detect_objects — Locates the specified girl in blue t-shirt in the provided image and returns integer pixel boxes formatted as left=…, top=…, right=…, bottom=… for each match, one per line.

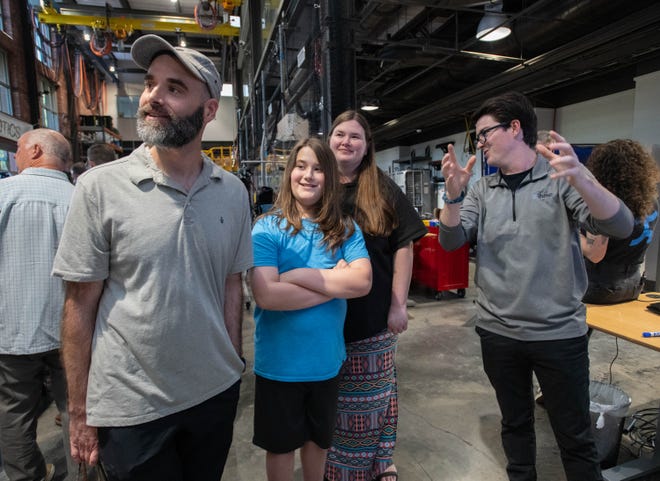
left=250, top=137, right=371, bottom=481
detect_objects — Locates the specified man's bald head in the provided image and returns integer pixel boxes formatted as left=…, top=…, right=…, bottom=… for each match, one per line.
left=16, top=129, right=72, bottom=173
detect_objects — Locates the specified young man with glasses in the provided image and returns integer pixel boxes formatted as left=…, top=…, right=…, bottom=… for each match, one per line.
left=438, top=91, right=633, bottom=481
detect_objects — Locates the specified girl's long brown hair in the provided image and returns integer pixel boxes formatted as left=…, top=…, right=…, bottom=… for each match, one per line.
left=329, top=110, right=397, bottom=236
left=271, top=137, right=355, bottom=252
left=586, top=139, right=659, bottom=219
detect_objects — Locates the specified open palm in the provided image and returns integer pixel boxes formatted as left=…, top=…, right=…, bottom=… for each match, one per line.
left=441, top=144, right=476, bottom=198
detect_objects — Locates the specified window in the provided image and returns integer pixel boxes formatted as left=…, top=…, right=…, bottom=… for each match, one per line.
left=0, top=2, right=4, bottom=32
left=33, top=12, right=54, bottom=69
left=0, top=50, right=11, bottom=115
left=39, top=78, right=58, bottom=130
left=0, top=149, right=8, bottom=172
left=116, top=95, right=140, bottom=118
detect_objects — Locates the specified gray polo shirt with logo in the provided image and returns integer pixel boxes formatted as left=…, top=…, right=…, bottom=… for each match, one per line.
left=53, top=144, right=253, bottom=427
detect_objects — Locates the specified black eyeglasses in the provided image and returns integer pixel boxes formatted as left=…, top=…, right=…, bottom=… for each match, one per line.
left=476, top=123, right=509, bottom=145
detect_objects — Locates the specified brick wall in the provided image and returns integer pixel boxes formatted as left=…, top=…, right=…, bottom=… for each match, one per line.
left=0, top=0, right=32, bottom=124
left=0, top=0, right=76, bottom=141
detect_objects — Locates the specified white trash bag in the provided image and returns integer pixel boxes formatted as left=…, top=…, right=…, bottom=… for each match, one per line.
left=590, top=380, right=631, bottom=429
left=589, top=380, right=631, bottom=468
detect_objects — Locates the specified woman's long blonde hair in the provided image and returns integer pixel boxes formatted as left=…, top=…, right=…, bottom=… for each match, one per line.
left=270, top=137, right=354, bottom=252
left=329, top=110, right=397, bottom=236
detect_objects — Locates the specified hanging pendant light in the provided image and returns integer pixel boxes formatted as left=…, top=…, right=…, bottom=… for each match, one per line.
left=360, top=98, right=380, bottom=111
left=476, top=2, right=511, bottom=42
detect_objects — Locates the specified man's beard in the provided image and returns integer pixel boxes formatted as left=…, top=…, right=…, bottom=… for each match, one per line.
left=137, top=105, right=205, bottom=148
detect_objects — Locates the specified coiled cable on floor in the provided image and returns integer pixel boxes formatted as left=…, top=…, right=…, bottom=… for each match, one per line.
left=623, top=407, right=658, bottom=457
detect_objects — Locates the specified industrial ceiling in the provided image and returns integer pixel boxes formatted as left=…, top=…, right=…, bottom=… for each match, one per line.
left=353, top=0, right=660, bottom=148
left=38, top=0, right=660, bottom=150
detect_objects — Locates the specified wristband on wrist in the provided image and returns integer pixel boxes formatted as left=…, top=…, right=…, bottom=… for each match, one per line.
left=442, top=189, right=466, bottom=204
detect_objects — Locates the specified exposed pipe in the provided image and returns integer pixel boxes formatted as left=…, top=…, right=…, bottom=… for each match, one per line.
left=221, top=38, right=228, bottom=85
left=260, top=69, right=269, bottom=186
left=278, top=23, right=288, bottom=95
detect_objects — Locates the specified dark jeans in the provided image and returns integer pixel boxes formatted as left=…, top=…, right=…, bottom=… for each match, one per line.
left=0, top=350, right=73, bottom=481
left=97, top=380, right=240, bottom=481
left=583, top=274, right=643, bottom=305
left=477, top=328, right=602, bottom=481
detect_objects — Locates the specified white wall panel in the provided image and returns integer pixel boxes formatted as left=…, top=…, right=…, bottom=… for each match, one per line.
left=554, top=91, right=635, bottom=144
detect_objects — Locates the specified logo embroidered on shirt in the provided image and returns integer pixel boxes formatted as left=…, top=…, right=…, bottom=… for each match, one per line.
left=533, top=190, right=553, bottom=200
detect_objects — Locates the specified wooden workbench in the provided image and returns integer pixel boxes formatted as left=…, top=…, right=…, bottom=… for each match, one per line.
left=587, top=293, right=660, bottom=352
left=586, top=293, right=660, bottom=481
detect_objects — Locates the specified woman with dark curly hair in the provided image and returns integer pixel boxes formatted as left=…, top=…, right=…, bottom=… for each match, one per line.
left=582, top=139, right=660, bottom=304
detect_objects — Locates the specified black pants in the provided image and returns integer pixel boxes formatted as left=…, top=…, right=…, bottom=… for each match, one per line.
left=477, top=328, right=602, bottom=481
left=583, top=273, right=643, bottom=305
left=0, top=350, right=73, bottom=481
left=98, top=380, right=241, bottom=481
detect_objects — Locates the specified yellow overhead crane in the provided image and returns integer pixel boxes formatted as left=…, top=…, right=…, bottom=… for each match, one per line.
left=204, top=146, right=238, bottom=172
left=37, top=3, right=241, bottom=37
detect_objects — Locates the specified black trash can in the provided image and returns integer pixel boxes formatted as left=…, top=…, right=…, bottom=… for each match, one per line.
left=589, top=380, right=631, bottom=469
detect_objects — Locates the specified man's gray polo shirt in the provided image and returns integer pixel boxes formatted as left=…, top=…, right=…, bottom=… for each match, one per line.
left=53, top=144, right=253, bottom=426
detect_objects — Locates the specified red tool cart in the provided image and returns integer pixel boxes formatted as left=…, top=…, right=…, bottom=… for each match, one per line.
left=412, top=224, right=469, bottom=300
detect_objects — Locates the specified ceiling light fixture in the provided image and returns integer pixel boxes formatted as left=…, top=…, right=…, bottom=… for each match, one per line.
left=476, top=2, right=511, bottom=42
left=360, top=99, right=380, bottom=111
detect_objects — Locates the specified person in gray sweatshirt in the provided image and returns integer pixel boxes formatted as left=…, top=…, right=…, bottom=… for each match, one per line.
left=438, top=91, right=633, bottom=481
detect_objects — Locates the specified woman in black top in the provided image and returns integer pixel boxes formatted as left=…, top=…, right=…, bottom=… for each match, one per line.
left=582, top=139, right=659, bottom=304
left=324, top=110, right=426, bottom=481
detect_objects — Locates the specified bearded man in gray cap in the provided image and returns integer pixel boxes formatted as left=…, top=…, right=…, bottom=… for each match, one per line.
left=53, top=34, right=252, bottom=481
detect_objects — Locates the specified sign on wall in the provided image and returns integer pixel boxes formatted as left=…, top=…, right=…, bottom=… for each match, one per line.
left=0, top=112, right=32, bottom=143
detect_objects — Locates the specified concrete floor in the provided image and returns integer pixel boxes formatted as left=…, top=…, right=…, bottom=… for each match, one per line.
left=3, top=264, right=660, bottom=481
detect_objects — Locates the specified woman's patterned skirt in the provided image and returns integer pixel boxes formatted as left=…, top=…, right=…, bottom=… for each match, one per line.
left=324, top=331, right=398, bottom=481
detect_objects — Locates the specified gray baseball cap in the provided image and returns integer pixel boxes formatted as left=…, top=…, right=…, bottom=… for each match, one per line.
left=131, top=34, right=222, bottom=100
